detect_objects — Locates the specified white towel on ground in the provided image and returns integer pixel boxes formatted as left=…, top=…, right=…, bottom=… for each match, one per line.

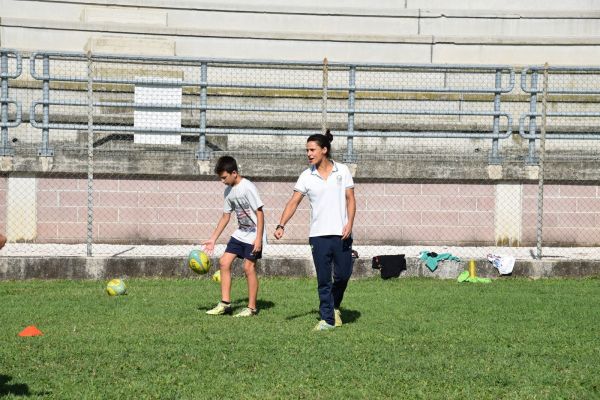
left=487, top=254, right=515, bottom=275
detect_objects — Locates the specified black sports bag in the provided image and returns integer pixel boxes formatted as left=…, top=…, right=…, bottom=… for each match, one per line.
left=372, top=254, right=406, bottom=279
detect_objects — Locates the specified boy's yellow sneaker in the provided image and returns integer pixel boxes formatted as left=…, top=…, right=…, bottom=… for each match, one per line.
left=233, top=307, right=258, bottom=317
left=206, top=302, right=232, bottom=315
left=313, top=320, right=335, bottom=331
left=334, top=309, right=342, bottom=327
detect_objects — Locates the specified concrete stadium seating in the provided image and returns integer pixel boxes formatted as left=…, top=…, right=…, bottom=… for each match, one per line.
left=1, top=0, right=600, bottom=64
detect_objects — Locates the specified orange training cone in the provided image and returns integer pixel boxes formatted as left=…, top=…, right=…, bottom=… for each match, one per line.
left=18, top=325, right=43, bottom=337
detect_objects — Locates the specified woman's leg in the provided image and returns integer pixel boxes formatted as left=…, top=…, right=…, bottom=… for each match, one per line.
left=310, top=236, right=335, bottom=326
left=332, top=237, right=354, bottom=309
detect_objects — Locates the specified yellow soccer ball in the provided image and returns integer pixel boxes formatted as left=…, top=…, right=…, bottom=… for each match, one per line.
left=212, top=270, right=221, bottom=283
left=188, top=250, right=211, bottom=274
left=106, top=279, right=127, bottom=296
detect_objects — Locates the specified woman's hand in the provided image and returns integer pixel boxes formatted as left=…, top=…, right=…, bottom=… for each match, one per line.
left=274, top=226, right=285, bottom=240
left=341, top=223, right=353, bottom=240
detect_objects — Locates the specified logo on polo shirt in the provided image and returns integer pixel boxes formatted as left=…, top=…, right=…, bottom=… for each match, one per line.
left=336, top=175, right=342, bottom=185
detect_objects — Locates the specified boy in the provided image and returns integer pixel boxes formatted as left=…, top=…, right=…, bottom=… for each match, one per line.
left=203, top=156, right=265, bottom=317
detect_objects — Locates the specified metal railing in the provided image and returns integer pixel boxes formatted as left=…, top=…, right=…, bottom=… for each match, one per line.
left=6, top=49, right=600, bottom=163
left=520, top=65, right=600, bottom=164
left=26, top=51, right=515, bottom=163
left=0, top=49, right=22, bottom=156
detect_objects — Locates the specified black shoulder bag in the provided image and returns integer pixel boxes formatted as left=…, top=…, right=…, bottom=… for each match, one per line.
left=372, top=254, right=406, bottom=279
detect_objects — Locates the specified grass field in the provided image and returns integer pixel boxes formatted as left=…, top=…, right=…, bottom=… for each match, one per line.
left=1, top=276, right=599, bottom=399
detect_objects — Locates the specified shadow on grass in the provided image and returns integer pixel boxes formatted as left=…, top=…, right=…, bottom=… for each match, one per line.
left=341, top=309, right=361, bottom=324
left=197, top=298, right=275, bottom=312
left=0, top=374, right=31, bottom=397
left=237, top=298, right=275, bottom=311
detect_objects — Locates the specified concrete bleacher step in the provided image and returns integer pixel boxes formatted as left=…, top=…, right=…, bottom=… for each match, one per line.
left=2, top=0, right=600, bottom=64
left=407, top=0, right=600, bottom=11
left=4, top=17, right=600, bottom=65
left=4, top=0, right=599, bottom=14
left=2, top=0, right=600, bottom=38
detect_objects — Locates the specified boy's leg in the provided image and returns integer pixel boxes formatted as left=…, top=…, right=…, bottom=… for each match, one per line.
left=331, top=237, right=354, bottom=309
left=309, top=236, right=335, bottom=326
left=206, top=252, right=236, bottom=315
left=219, top=252, right=237, bottom=303
left=242, top=259, right=258, bottom=310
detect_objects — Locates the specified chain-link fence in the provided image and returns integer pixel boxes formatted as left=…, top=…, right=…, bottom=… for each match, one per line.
left=2, top=49, right=600, bottom=261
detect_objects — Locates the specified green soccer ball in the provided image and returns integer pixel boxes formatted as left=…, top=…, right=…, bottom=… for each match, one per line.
left=188, top=250, right=211, bottom=274
left=106, top=279, right=127, bottom=296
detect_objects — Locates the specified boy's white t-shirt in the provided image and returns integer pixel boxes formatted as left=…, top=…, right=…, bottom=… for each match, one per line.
left=223, top=178, right=266, bottom=245
left=294, top=160, right=354, bottom=237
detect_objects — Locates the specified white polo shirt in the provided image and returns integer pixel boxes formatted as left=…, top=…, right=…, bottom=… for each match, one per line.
left=294, top=160, right=354, bottom=237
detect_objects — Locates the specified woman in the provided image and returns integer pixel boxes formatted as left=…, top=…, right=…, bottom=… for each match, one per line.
left=274, top=130, right=356, bottom=331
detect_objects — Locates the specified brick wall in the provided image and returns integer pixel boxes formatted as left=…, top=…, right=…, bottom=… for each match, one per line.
left=7, top=176, right=599, bottom=246
left=522, top=184, right=600, bottom=246
left=354, top=183, right=496, bottom=245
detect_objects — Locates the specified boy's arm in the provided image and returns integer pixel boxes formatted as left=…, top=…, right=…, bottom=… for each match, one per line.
left=252, top=207, right=264, bottom=253
left=274, top=191, right=304, bottom=240
left=203, top=213, right=231, bottom=254
left=342, top=187, right=356, bottom=240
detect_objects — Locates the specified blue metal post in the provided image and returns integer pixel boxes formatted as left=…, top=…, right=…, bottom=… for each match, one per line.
left=38, top=55, right=54, bottom=156
left=526, top=71, right=539, bottom=164
left=344, top=65, right=357, bottom=163
left=489, top=69, right=502, bottom=164
left=196, top=62, right=210, bottom=160
left=0, top=52, right=13, bottom=156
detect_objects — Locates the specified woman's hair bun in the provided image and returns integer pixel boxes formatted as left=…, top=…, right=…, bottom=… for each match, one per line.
left=325, top=128, right=333, bottom=142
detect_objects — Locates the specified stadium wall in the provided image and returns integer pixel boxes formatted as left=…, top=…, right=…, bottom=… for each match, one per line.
left=2, top=173, right=600, bottom=248
left=2, top=1, right=600, bottom=252
left=1, top=0, right=600, bottom=64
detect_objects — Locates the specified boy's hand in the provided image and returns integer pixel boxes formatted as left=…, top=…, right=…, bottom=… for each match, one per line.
left=202, top=239, right=216, bottom=255
left=252, top=239, right=262, bottom=254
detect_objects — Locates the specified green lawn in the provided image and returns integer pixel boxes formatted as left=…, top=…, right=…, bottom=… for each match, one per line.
left=1, top=277, right=599, bottom=399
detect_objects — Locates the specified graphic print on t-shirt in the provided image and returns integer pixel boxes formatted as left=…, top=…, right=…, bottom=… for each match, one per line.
left=232, top=199, right=256, bottom=233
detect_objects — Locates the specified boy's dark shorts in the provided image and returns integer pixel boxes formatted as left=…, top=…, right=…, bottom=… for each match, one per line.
left=225, top=237, right=262, bottom=260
